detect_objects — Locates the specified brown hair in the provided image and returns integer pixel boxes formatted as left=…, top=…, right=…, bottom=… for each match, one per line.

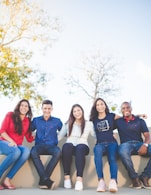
left=12, top=99, right=32, bottom=135
left=89, top=97, right=110, bottom=121
left=67, top=104, right=85, bottom=136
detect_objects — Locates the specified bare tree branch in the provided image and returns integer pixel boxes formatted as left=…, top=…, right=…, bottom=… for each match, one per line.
left=65, top=50, right=121, bottom=104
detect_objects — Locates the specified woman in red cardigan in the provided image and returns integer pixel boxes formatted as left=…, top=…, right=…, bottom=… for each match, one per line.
left=0, top=99, right=34, bottom=190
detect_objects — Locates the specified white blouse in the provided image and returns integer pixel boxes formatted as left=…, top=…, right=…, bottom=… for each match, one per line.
left=58, top=120, right=95, bottom=146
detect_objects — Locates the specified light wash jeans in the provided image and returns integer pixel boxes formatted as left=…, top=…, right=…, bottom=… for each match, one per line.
left=0, top=140, right=30, bottom=179
left=118, top=140, right=151, bottom=179
left=30, top=144, right=61, bottom=182
left=94, top=141, right=118, bottom=180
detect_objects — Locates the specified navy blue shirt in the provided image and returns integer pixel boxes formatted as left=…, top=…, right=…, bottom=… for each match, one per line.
left=115, top=116, right=149, bottom=144
left=93, top=113, right=117, bottom=143
left=32, top=116, right=63, bottom=145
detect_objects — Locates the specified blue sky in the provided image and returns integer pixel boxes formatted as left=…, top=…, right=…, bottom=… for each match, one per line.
left=1, top=0, right=151, bottom=126
left=37, top=0, right=151, bottom=125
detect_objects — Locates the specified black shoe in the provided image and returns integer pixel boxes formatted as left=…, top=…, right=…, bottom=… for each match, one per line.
left=49, top=180, right=55, bottom=190
left=131, top=177, right=142, bottom=189
left=139, top=176, right=151, bottom=189
left=39, top=179, right=55, bottom=190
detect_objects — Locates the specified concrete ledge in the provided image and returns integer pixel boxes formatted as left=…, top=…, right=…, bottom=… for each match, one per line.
left=0, top=152, right=151, bottom=188
left=0, top=135, right=151, bottom=188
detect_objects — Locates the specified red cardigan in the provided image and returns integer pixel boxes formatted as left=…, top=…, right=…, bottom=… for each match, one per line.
left=0, top=112, right=34, bottom=145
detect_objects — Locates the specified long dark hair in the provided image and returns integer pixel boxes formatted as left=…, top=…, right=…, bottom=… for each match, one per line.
left=89, top=98, right=110, bottom=121
left=67, top=104, right=85, bottom=136
left=12, top=99, right=33, bottom=135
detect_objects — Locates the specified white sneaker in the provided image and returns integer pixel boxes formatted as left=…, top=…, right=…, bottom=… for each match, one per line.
left=109, top=179, right=118, bottom=192
left=75, top=181, right=83, bottom=191
left=64, top=179, right=72, bottom=189
left=97, top=179, right=107, bottom=192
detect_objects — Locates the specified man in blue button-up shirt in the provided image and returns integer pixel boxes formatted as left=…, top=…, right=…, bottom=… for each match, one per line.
left=30, top=100, right=63, bottom=190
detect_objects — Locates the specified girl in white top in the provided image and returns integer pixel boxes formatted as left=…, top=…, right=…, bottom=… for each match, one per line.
left=58, top=104, right=95, bottom=191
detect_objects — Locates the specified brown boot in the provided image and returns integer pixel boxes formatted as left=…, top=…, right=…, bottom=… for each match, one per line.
left=131, top=177, right=142, bottom=189
left=139, top=176, right=151, bottom=189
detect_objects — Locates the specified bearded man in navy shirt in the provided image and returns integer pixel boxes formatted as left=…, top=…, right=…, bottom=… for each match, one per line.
left=116, top=101, right=151, bottom=190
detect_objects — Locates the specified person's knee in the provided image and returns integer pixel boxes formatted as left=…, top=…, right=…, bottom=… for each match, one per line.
left=77, top=144, right=88, bottom=150
left=118, top=145, right=129, bottom=159
left=23, top=146, right=30, bottom=154
left=76, top=144, right=89, bottom=155
left=94, top=144, right=103, bottom=155
left=62, top=143, right=73, bottom=151
left=118, top=143, right=125, bottom=153
left=118, top=147, right=125, bottom=157
left=11, top=147, right=21, bottom=160
left=30, top=147, right=38, bottom=159
left=22, top=147, right=30, bottom=159
left=55, top=148, right=62, bottom=159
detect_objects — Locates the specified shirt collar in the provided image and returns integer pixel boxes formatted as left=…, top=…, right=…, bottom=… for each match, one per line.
left=41, top=116, right=52, bottom=121
left=124, top=115, right=135, bottom=123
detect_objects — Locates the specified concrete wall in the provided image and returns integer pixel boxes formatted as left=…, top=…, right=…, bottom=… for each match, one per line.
left=0, top=133, right=151, bottom=188
left=0, top=153, right=150, bottom=188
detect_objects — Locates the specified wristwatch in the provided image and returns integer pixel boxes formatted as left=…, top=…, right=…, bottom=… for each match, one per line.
left=143, top=143, right=149, bottom=147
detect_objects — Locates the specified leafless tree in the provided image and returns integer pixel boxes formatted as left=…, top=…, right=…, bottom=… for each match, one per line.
left=65, top=50, right=121, bottom=110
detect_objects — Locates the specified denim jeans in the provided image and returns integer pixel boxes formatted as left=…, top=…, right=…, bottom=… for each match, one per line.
left=94, top=141, right=118, bottom=180
left=62, top=143, right=89, bottom=177
left=0, top=140, right=30, bottom=179
left=118, top=140, right=151, bottom=179
left=30, top=144, right=61, bottom=182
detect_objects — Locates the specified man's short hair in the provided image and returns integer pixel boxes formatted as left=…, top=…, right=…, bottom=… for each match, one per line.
left=121, top=101, right=132, bottom=109
left=42, top=100, right=53, bottom=106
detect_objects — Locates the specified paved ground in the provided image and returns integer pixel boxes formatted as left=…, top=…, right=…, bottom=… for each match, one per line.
left=0, top=187, right=151, bottom=195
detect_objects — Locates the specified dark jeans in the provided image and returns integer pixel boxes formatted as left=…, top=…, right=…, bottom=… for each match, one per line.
left=118, top=141, right=151, bottom=179
left=62, top=143, right=89, bottom=177
left=30, top=144, right=61, bottom=181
